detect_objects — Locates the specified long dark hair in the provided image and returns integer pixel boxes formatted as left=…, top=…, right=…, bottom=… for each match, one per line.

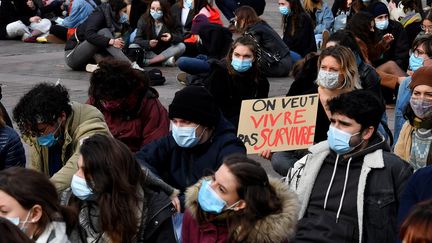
left=0, top=168, right=77, bottom=239
left=0, top=218, right=33, bottom=243
left=144, top=0, right=175, bottom=37
left=226, top=36, right=260, bottom=82
left=79, top=134, right=146, bottom=243
left=282, top=0, right=307, bottom=36
left=346, top=11, right=376, bottom=48
left=223, top=155, right=283, bottom=242
left=235, top=6, right=263, bottom=33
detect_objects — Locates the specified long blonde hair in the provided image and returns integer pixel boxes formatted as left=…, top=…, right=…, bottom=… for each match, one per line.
left=304, top=0, right=322, bottom=13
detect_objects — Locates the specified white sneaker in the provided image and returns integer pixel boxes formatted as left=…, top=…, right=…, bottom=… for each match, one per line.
left=131, top=61, right=144, bottom=71
left=85, top=64, right=99, bottom=73
left=162, top=56, right=176, bottom=67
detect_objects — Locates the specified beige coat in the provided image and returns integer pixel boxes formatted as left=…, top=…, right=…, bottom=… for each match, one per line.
left=25, top=102, right=111, bottom=192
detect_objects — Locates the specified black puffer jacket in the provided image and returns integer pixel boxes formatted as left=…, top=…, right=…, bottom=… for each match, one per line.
left=0, top=0, right=36, bottom=39
left=0, top=126, right=26, bottom=170
left=282, top=12, right=316, bottom=57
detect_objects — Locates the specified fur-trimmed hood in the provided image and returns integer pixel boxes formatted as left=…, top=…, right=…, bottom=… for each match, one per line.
left=185, top=177, right=299, bottom=242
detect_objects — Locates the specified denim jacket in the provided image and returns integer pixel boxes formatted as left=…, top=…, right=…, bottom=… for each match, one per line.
left=62, top=0, right=97, bottom=28
left=394, top=77, right=412, bottom=144
left=314, top=3, right=334, bottom=34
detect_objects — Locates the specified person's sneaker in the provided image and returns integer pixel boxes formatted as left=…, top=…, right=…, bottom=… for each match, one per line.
left=85, top=64, right=99, bottom=73
left=162, top=56, right=176, bottom=67
left=131, top=61, right=144, bottom=71
left=36, top=37, right=48, bottom=43
left=176, top=72, right=187, bottom=85
left=23, top=36, right=37, bottom=43
left=321, top=30, right=330, bottom=50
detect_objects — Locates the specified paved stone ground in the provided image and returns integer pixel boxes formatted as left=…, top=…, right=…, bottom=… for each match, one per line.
left=0, top=0, right=393, bottom=177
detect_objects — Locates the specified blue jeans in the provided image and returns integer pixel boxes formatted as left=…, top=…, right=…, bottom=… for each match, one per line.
left=394, top=77, right=412, bottom=144
left=177, top=55, right=210, bottom=74
left=290, top=51, right=302, bottom=63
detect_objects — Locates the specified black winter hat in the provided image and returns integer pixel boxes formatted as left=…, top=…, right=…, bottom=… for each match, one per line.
left=169, top=86, right=219, bottom=127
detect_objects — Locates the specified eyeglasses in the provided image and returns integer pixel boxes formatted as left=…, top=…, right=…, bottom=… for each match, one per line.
left=421, top=25, right=432, bottom=31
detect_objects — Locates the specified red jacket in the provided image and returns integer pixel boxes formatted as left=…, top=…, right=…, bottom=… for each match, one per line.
left=87, top=87, right=169, bottom=152
left=182, top=209, right=229, bottom=243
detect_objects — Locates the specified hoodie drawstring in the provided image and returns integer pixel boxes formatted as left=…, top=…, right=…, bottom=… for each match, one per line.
left=336, top=157, right=352, bottom=223
left=323, top=155, right=353, bottom=223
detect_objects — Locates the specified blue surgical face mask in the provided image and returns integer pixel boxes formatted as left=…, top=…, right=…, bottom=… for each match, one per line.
left=184, top=0, right=193, bottom=9
left=119, top=12, right=128, bottom=23
left=171, top=123, right=204, bottom=148
left=327, top=126, right=361, bottom=154
left=37, top=120, right=61, bottom=147
left=375, top=19, right=389, bottom=30
left=71, top=174, right=94, bottom=201
left=197, top=179, right=240, bottom=214
left=150, top=9, right=163, bottom=20
left=279, top=6, right=291, bottom=16
left=231, top=58, right=253, bottom=72
left=4, top=210, right=32, bottom=233
left=409, top=54, right=424, bottom=71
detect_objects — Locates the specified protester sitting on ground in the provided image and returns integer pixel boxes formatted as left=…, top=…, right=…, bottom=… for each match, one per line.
left=135, top=85, right=246, bottom=211
left=235, top=6, right=293, bottom=77
left=331, top=0, right=366, bottom=23
left=399, top=200, right=432, bottom=243
left=395, top=66, right=432, bottom=169
left=69, top=134, right=178, bottom=242
left=0, top=167, right=77, bottom=242
left=12, top=83, right=111, bottom=192
left=48, top=0, right=98, bottom=42
left=64, top=0, right=141, bottom=72
left=0, top=107, right=26, bottom=170
left=279, top=0, right=316, bottom=61
left=369, top=2, right=409, bottom=71
left=0, top=217, right=33, bottom=243
left=133, top=0, right=185, bottom=67
left=189, top=36, right=269, bottom=130
left=4, top=5, right=52, bottom=43
left=171, top=0, right=223, bottom=57
left=87, top=59, right=169, bottom=153
left=269, top=46, right=362, bottom=175
left=0, top=0, right=36, bottom=40
left=394, top=35, right=432, bottom=143
left=303, top=0, right=334, bottom=49
left=346, top=11, right=407, bottom=97
left=176, top=14, right=232, bottom=76
left=288, top=89, right=412, bottom=242
left=182, top=154, right=299, bottom=243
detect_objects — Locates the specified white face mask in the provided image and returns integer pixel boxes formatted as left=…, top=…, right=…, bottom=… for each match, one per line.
left=316, top=69, right=344, bottom=89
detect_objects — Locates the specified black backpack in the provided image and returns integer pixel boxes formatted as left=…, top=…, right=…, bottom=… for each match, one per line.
left=147, top=68, right=166, bottom=86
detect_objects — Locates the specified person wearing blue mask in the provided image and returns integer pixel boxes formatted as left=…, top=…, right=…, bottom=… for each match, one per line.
left=279, top=0, right=316, bottom=60
left=64, top=0, right=143, bottom=72
left=0, top=167, right=77, bottom=242
left=182, top=155, right=299, bottom=242
left=70, top=134, right=178, bottom=243
left=288, top=90, right=412, bottom=243
left=187, top=36, right=269, bottom=129
left=136, top=85, right=245, bottom=211
left=12, top=83, right=111, bottom=192
left=394, top=35, right=432, bottom=143
left=133, top=0, right=185, bottom=67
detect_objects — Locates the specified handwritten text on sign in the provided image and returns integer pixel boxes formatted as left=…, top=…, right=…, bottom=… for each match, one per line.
left=237, top=94, right=319, bottom=154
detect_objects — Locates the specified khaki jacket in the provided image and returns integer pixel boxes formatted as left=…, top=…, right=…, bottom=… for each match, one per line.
left=25, top=102, right=111, bottom=192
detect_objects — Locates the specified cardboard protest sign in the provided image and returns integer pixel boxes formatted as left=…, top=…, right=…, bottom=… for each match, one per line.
left=237, top=94, right=319, bottom=154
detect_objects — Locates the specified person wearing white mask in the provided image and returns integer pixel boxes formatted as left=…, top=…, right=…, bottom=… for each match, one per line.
left=70, top=134, right=179, bottom=243
left=394, top=35, right=432, bottom=143
left=288, top=90, right=412, bottom=243
left=136, top=85, right=246, bottom=212
left=182, top=155, right=299, bottom=242
left=395, top=66, right=432, bottom=169
left=0, top=167, right=77, bottom=243
left=134, top=0, right=185, bottom=66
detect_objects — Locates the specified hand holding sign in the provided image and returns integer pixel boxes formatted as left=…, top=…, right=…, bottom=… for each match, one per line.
left=237, top=94, right=319, bottom=154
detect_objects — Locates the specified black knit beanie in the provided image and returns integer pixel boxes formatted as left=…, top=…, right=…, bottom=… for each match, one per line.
left=169, top=86, right=219, bottom=127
